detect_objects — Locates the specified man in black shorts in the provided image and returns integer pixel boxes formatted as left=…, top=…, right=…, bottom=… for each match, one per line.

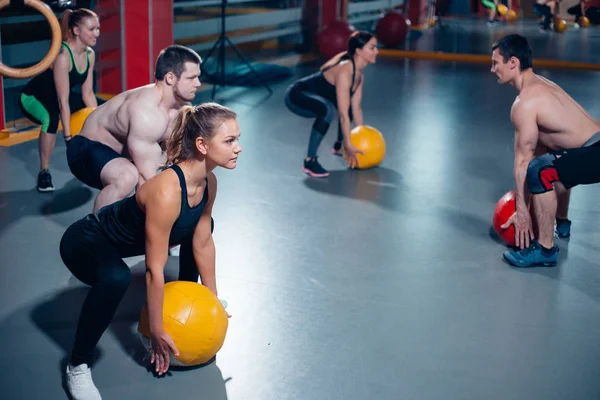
left=67, top=45, right=201, bottom=212
left=490, top=34, right=600, bottom=267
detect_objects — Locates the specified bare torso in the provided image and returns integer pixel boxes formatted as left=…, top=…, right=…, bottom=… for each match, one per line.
left=80, top=84, right=175, bottom=157
left=516, top=74, right=600, bottom=151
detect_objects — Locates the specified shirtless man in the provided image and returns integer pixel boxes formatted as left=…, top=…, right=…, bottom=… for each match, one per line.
left=66, top=44, right=202, bottom=212
left=490, top=34, right=600, bottom=268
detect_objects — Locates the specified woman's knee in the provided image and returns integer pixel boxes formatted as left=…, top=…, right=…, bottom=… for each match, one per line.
left=104, top=266, right=132, bottom=291
left=314, top=101, right=336, bottom=135
left=313, top=118, right=331, bottom=136
left=60, top=223, right=88, bottom=279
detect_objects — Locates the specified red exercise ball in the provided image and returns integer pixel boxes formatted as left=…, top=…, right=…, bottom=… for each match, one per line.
left=375, top=12, right=409, bottom=47
left=493, top=190, right=517, bottom=246
left=318, top=21, right=355, bottom=59
left=492, top=190, right=538, bottom=246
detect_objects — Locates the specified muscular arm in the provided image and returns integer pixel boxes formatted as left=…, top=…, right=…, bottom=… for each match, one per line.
left=53, top=50, right=72, bottom=138
left=350, top=79, right=364, bottom=127
left=81, top=49, right=98, bottom=108
left=335, top=67, right=354, bottom=144
left=191, top=173, right=218, bottom=296
left=143, top=180, right=180, bottom=334
left=511, top=99, right=540, bottom=215
left=127, top=109, right=168, bottom=187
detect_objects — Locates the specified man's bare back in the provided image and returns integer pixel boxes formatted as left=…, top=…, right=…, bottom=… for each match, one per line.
left=512, top=74, right=600, bottom=151
left=80, top=84, right=172, bottom=156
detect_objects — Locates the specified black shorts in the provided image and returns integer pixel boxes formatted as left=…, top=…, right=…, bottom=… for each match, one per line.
left=553, top=132, right=600, bottom=190
left=67, top=135, right=125, bottom=190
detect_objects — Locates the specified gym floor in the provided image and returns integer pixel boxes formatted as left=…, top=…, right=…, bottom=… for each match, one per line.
left=2, top=19, right=600, bottom=400
left=407, top=17, right=600, bottom=63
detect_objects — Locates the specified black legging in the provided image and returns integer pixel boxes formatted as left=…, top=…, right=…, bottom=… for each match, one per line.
left=59, top=217, right=211, bottom=366
left=284, top=86, right=353, bottom=156
left=285, top=86, right=338, bottom=136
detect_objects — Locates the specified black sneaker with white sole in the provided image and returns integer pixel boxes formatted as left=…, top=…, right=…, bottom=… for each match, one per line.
left=303, top=157, right=329, bottom=177
left=37, top=169, right=55, bottom=192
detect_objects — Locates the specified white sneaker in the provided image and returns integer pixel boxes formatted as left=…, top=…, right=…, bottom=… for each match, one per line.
left=66, top=363, right=102, bottom=400
left=168, top=244, right=181, bottom=257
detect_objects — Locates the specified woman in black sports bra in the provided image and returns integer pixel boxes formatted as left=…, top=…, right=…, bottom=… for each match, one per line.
left=20, top=8, right=100, bottom=192
left=285, top=31, right=378, bottom=177
left=59, top=103, right=242, bottom=399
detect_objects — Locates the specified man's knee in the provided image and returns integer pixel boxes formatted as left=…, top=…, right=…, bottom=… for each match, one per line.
left=100, top=159, right=139, bottom=194
left=116, top=168, right=139, bottom=194
left=527, top=153, right=559, bottom=194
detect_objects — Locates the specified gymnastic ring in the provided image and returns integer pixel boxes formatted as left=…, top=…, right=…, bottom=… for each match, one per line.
left=0, top=0, right=62, bottom=79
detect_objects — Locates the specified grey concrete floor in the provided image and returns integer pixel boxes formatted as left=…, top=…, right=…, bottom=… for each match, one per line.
left=2, top=25, right=600, bottom=400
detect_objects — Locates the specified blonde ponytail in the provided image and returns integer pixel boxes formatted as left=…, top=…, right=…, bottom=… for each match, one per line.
left=166, top=106, right=194, bottom=165
left=60, top=9, right=73, bottom=41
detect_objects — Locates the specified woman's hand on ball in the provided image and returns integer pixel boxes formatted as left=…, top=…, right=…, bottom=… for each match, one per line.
left=150, top=331, right=179, bottom=375
left=343, top=142, right=363, bottom=168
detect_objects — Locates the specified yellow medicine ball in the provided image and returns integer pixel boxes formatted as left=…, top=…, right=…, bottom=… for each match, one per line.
left=69, top=107, right=95, bottom=137
left=345, top=125, right=386, bottom=170
left=138, top=281, right=229, bottom=367
left=554, top=18, right=568, bottom=33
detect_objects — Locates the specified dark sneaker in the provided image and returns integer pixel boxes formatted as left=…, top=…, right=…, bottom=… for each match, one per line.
left=303, top=157, right=329, bottom=178
left=503, top=240, right=559, bottom=268
left=37, top=169, right=55, bottom=192
left=332, top=141, right=343, bottom=156
left=555, top=218, right=571, bottom=238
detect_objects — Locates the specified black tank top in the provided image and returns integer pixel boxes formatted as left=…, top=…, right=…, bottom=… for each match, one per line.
left=293, top=58, right=357, bottom=107
left=91, top=165, right=209, bottom=258
left=21, top=42, right=90, bottom=106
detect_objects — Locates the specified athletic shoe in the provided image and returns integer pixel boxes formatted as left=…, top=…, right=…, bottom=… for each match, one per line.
left=37, top=169, right=55, bottom=192
left=65, top=363, right=102, bottom=400
left=555, top=218, right=571, bottom=238
left=303, top=157, right=329, bottom=177
left=503, top=240, right=559, bottom=268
